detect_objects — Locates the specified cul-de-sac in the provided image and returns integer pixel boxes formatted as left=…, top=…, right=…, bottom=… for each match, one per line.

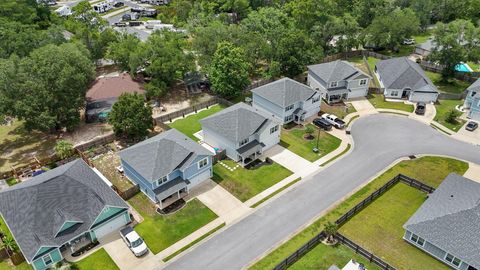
left=1, top=1, right=480, bottom=270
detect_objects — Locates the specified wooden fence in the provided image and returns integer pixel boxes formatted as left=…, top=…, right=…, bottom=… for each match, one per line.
left=75, top=133, right=116, bottom=152
left=273, top=232, right=327, bottom=270
left=419, top=61, right=480, bottom=83
left=118, top=184, right=140, bottom=200
left=9, top=252, right=25, bottom=266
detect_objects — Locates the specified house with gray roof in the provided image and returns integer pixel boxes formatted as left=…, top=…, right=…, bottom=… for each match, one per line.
left=119, top=128, right=213, bottom=208
left=0, top=159, right=130, bottom=270
left=307, top=60, right=371, bottom=104
left=463, top=78, right=480, bottom=121
left=403, top=174, right=480, bottom=270
left=200, top=102, right=280, bottom=166
left=375, top=57, right=439, bottom=103
left=251, top=78, right=321, bottom=124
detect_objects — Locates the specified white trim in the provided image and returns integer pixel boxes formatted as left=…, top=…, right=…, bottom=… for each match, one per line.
left=88, top=205, right=129, bottom=230
left=42, top=253, right=53, bottom=267
left=54, top=220, right=84, bottom=238
left=444, top=252, right=462, bottom=268
left=198, top=157, right=209, bottom=169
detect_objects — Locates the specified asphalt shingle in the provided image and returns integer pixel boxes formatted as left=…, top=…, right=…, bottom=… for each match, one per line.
left=308, top=60, right=369, bottom=84
left=251, top=78, right=317, bottom=107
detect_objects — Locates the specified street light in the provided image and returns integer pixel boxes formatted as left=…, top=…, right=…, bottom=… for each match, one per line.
left=313, top=127, right=320, bottom=153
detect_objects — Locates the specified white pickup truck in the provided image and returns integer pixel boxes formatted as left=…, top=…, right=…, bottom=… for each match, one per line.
left=321, top=113, right=346, bottom=129
left=120, top=226, right=148, bottom=257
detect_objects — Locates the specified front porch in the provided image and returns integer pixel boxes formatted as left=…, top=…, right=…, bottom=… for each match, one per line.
left=326, top=88, right=349, bottom=104
left=237, top=140, right=265, bottom=167
left=154, top=177, right=189, bottom=209
left=60, top=232, right=98, bottom=262
left=292, top=108, right=306, bottom=124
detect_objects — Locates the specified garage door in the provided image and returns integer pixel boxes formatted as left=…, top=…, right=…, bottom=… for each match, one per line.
left=409, top=92, right=438, bottom=103
left=94, top=213, right=127, bottom=239
left=188, top=169, right=211, bottom=187
left=348, top=88, right=367, bottom=99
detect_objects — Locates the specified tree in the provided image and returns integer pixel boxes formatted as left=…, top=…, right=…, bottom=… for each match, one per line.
left=107, top=33, right=141, bottom=71
left=2, top=236, right=18, bottom=256
left=304, top=126, right=314, bottom=139
left=55, top=140, right=74, bottom=159
left=108, top=93, right=153, bottom=140
left=323, top=221, right=338, bottom=243
left=446, top=109, right=461, bottom=124
left=209, top=42, right=250, bottom=98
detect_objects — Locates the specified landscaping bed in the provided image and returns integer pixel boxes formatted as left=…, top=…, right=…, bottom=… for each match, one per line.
left=212, top=159, right=293, bottom=202
left=367, top=94, right=414, bottom=112
left=128, top=194, right=217, bottom=254
left=434, top=100, right=466, bottom=132
left=76, top=248, right=119, bottom=270
left=279, top=124, right=341, bottom=162
left=91, top=151, right=134, bottom=192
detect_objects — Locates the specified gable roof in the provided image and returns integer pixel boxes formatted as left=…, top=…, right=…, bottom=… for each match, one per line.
left=86, top=73, right=145, bottom=102
left=404, top=174, right=480, bottom=268
left=376, top=57, right=438, bottom=93
left=467, top=78, right=480, bottom=98
left=251, top=78, right=317, bottom=107
left=307, top=60, right=370, bottom=83
left=200, top=102, right=277, bottom=143
left=0, top=159, right=128, bottom=263
left=119, top=129, right=213, bottom=182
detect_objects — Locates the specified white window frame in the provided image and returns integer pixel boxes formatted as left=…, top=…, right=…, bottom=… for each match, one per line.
left=270, top=125, right=279, bottom=134
left=156, top=175, right=167, bottom=186
left=444, top=253, right=461, bottom=268
left=285, top=104, right=294, bottom=112
left=198, top=158, right=208, bottom=169
left=42, top=254, right=53, bottom=266
left=391, top=90, right=399, bottom=97
left=410, top=233, right=425, bottom=247
left=239, top=138, right=249, bottom=146
left=330, top=81, right=338, bottom=87
left=359, top=79, right=367, bottom=86
left=284, top=115, right=293, bottom=122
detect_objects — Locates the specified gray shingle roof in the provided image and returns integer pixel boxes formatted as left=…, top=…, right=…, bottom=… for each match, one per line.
left=404, top=174, right=480, bottom=268
left=308, top=60, right=370, bottom=83
left=200, top=102, right=276, bottom=143
left=119, top=129, right=213, bottom=182
left=376, top=57, right=438, bottom=93
left=251, top=78, right=317, bottom=107
left=467, top=78, right=480, bottom=98
left=0, top=159, right=128, bottom=262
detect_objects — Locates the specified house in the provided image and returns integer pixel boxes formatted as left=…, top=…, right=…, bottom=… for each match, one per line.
left=85, top=73, right=145, bottom=122
left=251, top=77, right=321, bottom=124
left=307, top=60, right=371, bottom=104
left=463, top=78, right=480, bottom=121
left=200, top=102, right=280, bottom=166
left=119, top=129, right=214, bottom=208
left=403, top=174, right=480, bottom=270
left=0, top=159, right=130, bottom=270
left=375, top=57, right=439, bottom=103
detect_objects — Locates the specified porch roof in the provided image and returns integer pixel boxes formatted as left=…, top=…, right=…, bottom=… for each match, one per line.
left=293, top=108, right=306, bottom=115
left=237, top=140, right=265, bottom=157
left=154, top=177, right=189, bottom=201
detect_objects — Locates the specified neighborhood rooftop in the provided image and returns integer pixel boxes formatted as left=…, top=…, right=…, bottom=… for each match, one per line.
left=251, top=77, right=317, bottom=107
left=86, top=73, right=145, bottom=102
left=467, top=78, right=480, bottom=97
left=119, top=128, right=213, bottom=182
left=0, top=159, right=128, bottom=263
left=404, top=173, right=480, bottom=268
left=307, top=60, right=370, bottom=83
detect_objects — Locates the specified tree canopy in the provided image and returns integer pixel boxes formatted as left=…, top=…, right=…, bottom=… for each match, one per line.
left=108, top=93, right=153, bottom=140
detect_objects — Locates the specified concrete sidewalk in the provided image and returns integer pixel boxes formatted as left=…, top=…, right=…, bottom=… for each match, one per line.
left=264, top=145, right=313, bottom=175
left=314, top=128, right=352, bottom=167
left=464, top=162, right=480, bottom=183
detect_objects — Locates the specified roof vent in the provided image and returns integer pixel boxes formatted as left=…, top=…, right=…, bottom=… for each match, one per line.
left=450, top=195, right=454, bottom=198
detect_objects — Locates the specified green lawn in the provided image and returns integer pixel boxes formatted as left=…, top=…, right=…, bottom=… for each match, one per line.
left=128, top=194, right=217, bottom=254
left=377, top=45, right=415, bottom=57
left=434, top=100, right=466, bottom=132
left=75, top=248, right=119, bottom=270
left=250, top=156, right=468, bottom=270
left=321, top=101, right=356, bottom=119
left=367, top=94, right=414, bottom=112
left=0, top=261, right=32, bottom=270
left=426, top=71, right=470, bottom=94
left=212, top=159, right=293, bottom=202
left=279, top=124, right=342, bottom=162
left=412, top=31, right=432, bottom=44
left=339, top=184, right=449, bottom=270
left=168, top=104, right=226, bottom=141
left=467, top=61, right=480, bottom=72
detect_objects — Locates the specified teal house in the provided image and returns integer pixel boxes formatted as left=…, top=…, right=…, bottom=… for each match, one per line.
left=464, top=78, right=480, bottom=121
left=0, top=159, right=130, bottom=270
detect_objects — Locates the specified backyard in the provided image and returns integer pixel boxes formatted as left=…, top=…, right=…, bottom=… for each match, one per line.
left=128, top=194, right=217, bottom=254
left=426, top=71, right=470, bottom=94
left=91, top=151, right=134, bottom=192
left=367, top=94, right=414, bottom=112
left=348, top=56, right=380, bottom=87
left=0, top=261, right=31, bottom=270
left=167, top=104, right=226, bottom=141
left=250, top=156, right=468, bottom=270
left=279, top=124, right=342, bottom=162
left=212, top=159, right=293, bottom=202
left=434, top=100, right=466, bottom=132
left=320, top=101, right=356, bottom=119
left=76, top=248, right=119, bottom=270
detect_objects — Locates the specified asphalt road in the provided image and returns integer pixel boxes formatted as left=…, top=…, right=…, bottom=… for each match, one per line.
left=164, top=114, right=480, bottom=270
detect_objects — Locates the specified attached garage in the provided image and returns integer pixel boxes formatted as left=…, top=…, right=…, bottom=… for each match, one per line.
left=409, top=91, right=439, bottom=103
left=348, top=88, right=368, bottom=99
left=93, top=212, right=129, bottom=239
left=188, top=169, right=212, bottom=187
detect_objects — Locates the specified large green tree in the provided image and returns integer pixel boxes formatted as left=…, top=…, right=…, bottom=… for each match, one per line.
left=107, top=33, right=141, bottom=71
left=108, top=93, right=153, bottom=140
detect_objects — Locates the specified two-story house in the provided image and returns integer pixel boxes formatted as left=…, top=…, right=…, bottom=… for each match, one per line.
left=403, top=174, right=480, bottom=270
left=119, top=128, right=214, bottom=208
left=307, top=60, right=371, bottom=104
left=200, top=102, right=280, bottom=166
left=251, top=77, right=321, bottom=124
left=0, top=159, right=130, bottom=270
left=464, top=78, right=480, bottom=121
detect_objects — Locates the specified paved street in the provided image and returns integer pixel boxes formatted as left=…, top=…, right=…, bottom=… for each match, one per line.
left=164, top=114, right=480, bottom=270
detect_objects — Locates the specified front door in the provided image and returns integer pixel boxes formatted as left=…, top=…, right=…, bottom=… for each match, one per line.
left=402, top=89, right=410, bottom=99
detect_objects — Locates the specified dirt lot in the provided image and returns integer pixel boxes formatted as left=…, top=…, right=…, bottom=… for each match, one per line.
left=91, top=150, right=134, bottom=192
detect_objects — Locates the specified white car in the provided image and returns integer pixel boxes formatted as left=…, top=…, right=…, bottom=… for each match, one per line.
left=321, top=114, right=345, bottom=129
left=403, top=38, right=415, bottom=45
left=120, top=227, right=148, bottom=257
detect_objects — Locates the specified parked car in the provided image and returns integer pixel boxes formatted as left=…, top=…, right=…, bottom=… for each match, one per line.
left=403, top=38, right=415, bottom=45
left=321, top=114, right=345, bottom=129
left=113, top=1, right=124, bottom=7
left=121, top=13, right=132, bottom=21
left=415, top=102, right=426, bottom=115
left=313, top=118, right=332, bottom=131
left=129, top=21, right=142, bottom=26
left=114, top=22, right=127, bottom=27
left=120, top=227, right=148, bottom=257
left=466, top=121, right=478, bottom=131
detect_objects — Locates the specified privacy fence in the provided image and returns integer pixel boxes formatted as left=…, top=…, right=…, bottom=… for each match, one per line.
left=273, top=174, right=435, bottom=270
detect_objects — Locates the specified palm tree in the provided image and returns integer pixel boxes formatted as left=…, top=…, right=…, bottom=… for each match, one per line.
left=324, top=221, right=338, bottom=243
left=2, top=236, right=17, bottom=256
left=55, top=140, right=75, bottom=160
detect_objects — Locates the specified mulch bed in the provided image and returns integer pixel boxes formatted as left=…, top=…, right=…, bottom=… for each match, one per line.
left=156, top=199, right=186, bottom=215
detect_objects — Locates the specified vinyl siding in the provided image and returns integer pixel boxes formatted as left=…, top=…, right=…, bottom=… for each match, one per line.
left=258, top=121, right=281, bottom=151
left=202, top=126, right=239, bottom=161
left=183, top=155, right=212, bottom=180
left=91, top=206, right=127, bottom=228
left=32, top=248, right=62, bottom=270
left=252, top=93, right=285, bottom=122
left=122, top=160, right=156, bottom=201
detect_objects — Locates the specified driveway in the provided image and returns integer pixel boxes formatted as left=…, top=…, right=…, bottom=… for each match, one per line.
left=349, top=97, right=376, bottom=114
left=454, top=121, right=480, bottom=145
left=101, top=231, right=154, bottom=270
left=408, top=103, right=436, bottom=124
left=164, top=114, right=480, bottom=270
left=263, top=145, right=313, bottom=176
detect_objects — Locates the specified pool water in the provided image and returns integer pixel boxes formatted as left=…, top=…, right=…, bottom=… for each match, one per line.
left=455, top=62, right=473, bottom=72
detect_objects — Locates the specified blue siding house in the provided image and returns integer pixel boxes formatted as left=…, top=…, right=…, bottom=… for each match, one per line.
left=0, top=159, right=130, bottom=270
left=464, top=78, right=480, bottom=121
left=119, top=128, right=214, bottom=208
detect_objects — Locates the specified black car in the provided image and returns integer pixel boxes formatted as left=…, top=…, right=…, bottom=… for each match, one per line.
left=313, top=118, right=332, bottom=131
left=129, top=21, right=142, bottom=26
left=114, top=2, right=124, bottom=7
left=466, top=121, right=478, bottom=131
left=415, top=102, right=426, bottom=115
left=121, top=13, right=132, bottom=21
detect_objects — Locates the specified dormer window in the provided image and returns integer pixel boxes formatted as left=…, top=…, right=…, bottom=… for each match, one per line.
left=330, top=81, right=338, bottom=87
left=239, top=138, right=249, bottom=146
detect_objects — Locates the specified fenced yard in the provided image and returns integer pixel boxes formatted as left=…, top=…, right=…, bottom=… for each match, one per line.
left=91, top=151, right=135, bottom=193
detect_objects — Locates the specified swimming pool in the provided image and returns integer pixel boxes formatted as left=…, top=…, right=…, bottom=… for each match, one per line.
left=455, top=62, right=473, bottom=72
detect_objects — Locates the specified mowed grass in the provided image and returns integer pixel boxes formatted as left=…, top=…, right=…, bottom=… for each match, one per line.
left=367, top=94, right=414, bottom=113
left=321, top=101, right=356, bottom=119
left=76, top=248, right=119, bottom=270
left=168, top=104, right=226, bottom=141
left=250, top=156, right=468, bottom=270
left=0, top=261, right=32, bottom=270
left=212, top=159, right=293, bottom=202
left=434, top=99, right=466, bottom=132
left=279, top=124, right=341, bottom=162
left=426, top=71, right=470, bottom=94
left=128, top=194, right=217, bottom=254
left=339, top=184, right=449, bottom=270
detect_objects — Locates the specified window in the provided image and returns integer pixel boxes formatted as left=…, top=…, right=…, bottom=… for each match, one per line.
left=239, top=138, right=249, bottom=146
left=284, top=115, right=293, bottom=122
left=285, top=104, right=294, bottom=111
left=472, top=91, right=477, bottom=97
left=445, top=253, right=461, bottom=267
left=312, top=96, right=320, bottom=103
left=330, top=81, right=338, bottom=87
left=198, top=158, right=208, bottom=169
left=410, top=233, right=425, bottom=246
left=360, top=79, right=367, bottom=86
left=156, top=176, right=167, bottom=186
left=270, top=125, right=279, bottom=134
left=391, top=90, right=399, bottom=97
left=42, top=254, right=53, bottom=266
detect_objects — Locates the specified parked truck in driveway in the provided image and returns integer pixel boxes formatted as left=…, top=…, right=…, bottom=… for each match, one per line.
left=321, top=113, right=345, bottom=129
left=120, top=226, right=148, bottom=257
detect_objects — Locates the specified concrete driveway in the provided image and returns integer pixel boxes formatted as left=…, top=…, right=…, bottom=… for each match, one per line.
left=263, top=145, right=313, bottom=175
left=101, top=231, right=154, bottom=270
left=349, top=97, right=376, bottom=114
left=409, top=103, right=436, bottom=124
left=455, top=121, right=480, bottom=145
left=164, top=114, right=480, bottom=270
